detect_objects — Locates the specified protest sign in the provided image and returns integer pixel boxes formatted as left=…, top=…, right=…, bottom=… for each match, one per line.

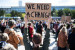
left=25, top=3, right=51, bottom=20
left=61, top=16, right=71, bottom=22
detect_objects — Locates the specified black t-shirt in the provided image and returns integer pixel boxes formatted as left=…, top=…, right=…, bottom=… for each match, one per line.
left=0, top=24, right=6, bottom=33
left=36, top=24, right=42, bottom=34
left=68, top=33, right=75, bottom=49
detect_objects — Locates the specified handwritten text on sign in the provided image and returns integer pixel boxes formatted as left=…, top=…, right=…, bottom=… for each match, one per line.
left=25, top=3, right=51, bottom=20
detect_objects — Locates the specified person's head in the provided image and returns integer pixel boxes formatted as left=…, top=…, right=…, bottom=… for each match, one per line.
left=0, top=33, right=9, bottom=49
left=0, top=33, right=9, bottom=41
left=67, top=23, right=70, bottom=29
left=39, top=21, right=42, bottom=25
left=72, top=26, right=75, bottom=33
left=28, top=22, right=31, bottom=26
left=32, top=33, right=42, bottom=50
left=32, top=34, right=42, bottom=44
left=0, top=33, right=16, bottom=50
left=60, top=26, right=67, bottom=34
left=8, top=20, right=16, bottom=28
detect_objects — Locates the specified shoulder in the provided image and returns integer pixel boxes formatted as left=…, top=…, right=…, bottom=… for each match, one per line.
left=3, top=43, right=16, bottom=50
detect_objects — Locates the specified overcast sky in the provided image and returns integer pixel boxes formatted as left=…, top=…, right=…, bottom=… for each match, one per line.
left=0, top=0, right=75, bottom=7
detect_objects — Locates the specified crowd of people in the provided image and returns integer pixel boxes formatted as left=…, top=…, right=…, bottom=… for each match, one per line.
left=0, top=16, right=75, bottom=50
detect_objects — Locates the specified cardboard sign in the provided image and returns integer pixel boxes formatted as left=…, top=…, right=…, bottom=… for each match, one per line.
left=61, top=16, right=71, bottom=22
left=25, top=3, right=51, bottom=20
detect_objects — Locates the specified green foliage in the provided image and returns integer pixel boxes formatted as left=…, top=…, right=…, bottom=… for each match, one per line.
left=63, top=8, right=72, bottom=16
left=5, top=14, right=11, bottom=17
left=22, top=13, right=26, bottom=17
left=71, top=10, right=75, bottom=19
left=10, top=10, right=16, bottom=17
left=10, top=10, right=22, bottom=17
left=0, top=10, right=5, bottom=16
left=58, top=9, right=64, bottom=17
left=51, top=8, right=58, bottom=16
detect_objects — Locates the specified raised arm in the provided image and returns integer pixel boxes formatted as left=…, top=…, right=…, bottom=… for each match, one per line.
left=23, top=16, right=31, bottom=50
left=43, top=17, right=52, bottom=50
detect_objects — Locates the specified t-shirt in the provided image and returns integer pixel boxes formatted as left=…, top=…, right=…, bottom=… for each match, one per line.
left=28, top=26, right=33, bottom=38
left=0, top=24, right=6, bottom=33
left=36, top=24, right=43, bottom=34
left=68, top=33, right=75, bottom=47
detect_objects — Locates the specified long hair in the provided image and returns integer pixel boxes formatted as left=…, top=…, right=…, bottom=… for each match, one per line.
left=60, top=26, right=67, bottom=35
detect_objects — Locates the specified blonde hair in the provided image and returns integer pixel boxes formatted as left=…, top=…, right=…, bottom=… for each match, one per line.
left=60, top=26, right=67, bottom=34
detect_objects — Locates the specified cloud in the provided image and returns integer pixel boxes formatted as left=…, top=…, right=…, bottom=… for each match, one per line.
left=22, top=0, right=75, bottom=6
left=0, top=0, right=18, bottom=7
left=0, top=0, right=75, bottom=7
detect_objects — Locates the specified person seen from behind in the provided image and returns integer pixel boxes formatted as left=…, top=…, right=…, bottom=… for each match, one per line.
left=4, top=20, right=20, bottom=49
left=68, top=26, right=75, bottom=50
left=0, top=33, right=16, bottom=50
left=28, top=22, right=33, bottom=42
left=57, top=26, right=68, bottom=50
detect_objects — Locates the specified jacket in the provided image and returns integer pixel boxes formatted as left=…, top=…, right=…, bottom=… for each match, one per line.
left=4, top=28, right=19, bottom=49
left=57, top=31, right=68, bottom=48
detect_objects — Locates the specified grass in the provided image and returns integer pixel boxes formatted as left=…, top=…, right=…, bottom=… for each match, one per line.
left=22, top=13, right=26, bottom=18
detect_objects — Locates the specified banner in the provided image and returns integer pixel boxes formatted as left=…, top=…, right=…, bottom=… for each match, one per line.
left=25, top=3, right=51, bottom=20
left=61, top=16, right=71, bottom=22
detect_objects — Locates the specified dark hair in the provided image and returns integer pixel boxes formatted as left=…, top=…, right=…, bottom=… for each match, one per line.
left=0, top=33, right=9, bottom=49
left=28, top=22, right=31, bottom=26
left=8, top=20, right=16, bottom=27
left=39, top=21, right=42, bottom=24
left=33, top=34, right=42, bottom=50
left=33, top=34, right=42, bottom=44
left=67, top=24, right=70, bottom=29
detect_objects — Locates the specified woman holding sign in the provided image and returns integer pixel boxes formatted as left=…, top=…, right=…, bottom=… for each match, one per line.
left=23, top=16, right=52, bottom=50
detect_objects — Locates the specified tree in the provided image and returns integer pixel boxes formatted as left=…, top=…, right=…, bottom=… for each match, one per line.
left=0, top=10, right=5, bottom=16
left=17, top=12, right=22, bottom=17
left=58, top=9, right=64, bottom=17
left=5, top=14, right=11, bottom=17
left=51, top=8, right=58, bottom=16
left=11, top=10, right=16, bottom=17
left=63, top=8, right=72, bottom=16
left=71, top=10, right=75, bottom=19
left=11, top=10, right=22, bottom=17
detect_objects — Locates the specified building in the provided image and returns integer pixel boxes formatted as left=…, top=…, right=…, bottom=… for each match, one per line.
left=0, top=6, right=75, bottom=13
left=19, top=1, right=22, bottom=7
left=52, top=6, right=75, bottom=10
left=0, top=0, right=75, bottom=13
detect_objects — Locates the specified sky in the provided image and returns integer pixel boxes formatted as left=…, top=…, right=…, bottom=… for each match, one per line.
left=0, top=0, right=75, bottom=7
